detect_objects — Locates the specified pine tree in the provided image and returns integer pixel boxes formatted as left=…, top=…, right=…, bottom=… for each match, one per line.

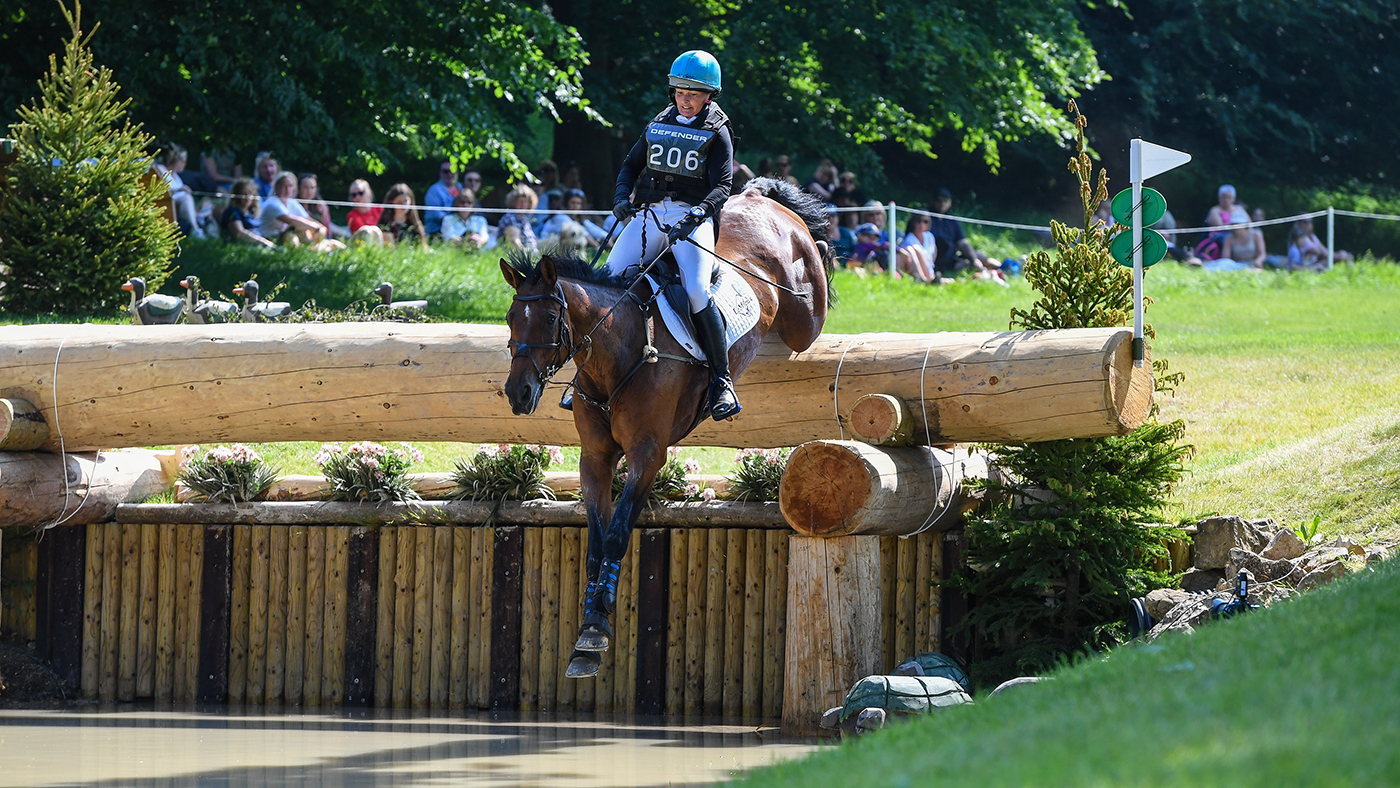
left=0, top=2, right=176, bottom=316
left=958, top=103, right=1192, bottom=686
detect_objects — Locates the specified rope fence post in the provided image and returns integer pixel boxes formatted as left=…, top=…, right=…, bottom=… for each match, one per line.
left=888, top=202, right=898, bottom=277
left=1327, top=206, right=1335, bottom=271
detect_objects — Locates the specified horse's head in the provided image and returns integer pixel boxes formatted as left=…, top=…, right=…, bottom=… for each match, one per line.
left=501, top=254, right=569, bottom=416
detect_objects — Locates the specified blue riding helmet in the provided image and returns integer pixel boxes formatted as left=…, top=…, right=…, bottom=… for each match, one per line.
left=669, top=50, right=722, bottom=95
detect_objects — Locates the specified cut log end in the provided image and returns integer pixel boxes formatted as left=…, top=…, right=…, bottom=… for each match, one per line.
left=0, top=398, right=50, bottom=451
left=779, top=442, right=874, bottom=537
left=847, top=394, right=914, bottom=446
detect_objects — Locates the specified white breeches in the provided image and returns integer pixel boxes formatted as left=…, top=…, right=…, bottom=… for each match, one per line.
left=604, top=199, right=716, bottom=313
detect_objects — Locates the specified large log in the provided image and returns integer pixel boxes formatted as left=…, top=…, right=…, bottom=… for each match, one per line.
left=0, top=450, right=179, bottom=528
left=780, top=440, right=989, bottom=537
left=0, top=323, right=1151, bottom=451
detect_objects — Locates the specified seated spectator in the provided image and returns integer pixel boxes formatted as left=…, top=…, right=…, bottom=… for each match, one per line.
left=804, top=160, right=838, bottom=200
left=831, top=171, right=867, bottom=229
left=774, top=155, right=799, bottom=186
left=561, top=161, right=584, bottom=191
left=927, top=187, right=1002, bottom=279
left=825, top=204, right=856, bottom=267
left=424, top=159, right=460, bottom=236
left=378, top=183, right=428, bottom=250
left=297, top=173, right=348, bottom=240
left=898, top=213, right=938, bottom=283
left=1205, top=222, right=1266, bottom=271
left=539, top=189, right=612, bottom=248
left=498, top=184, right=540, bottom=252
left=219, top=178, right=275, bottom=248
left=154, top=144, right=205, bottom=239
left=1205, top=184, right=1249, bottom=227
left=861, top=201, right=890, bottom=245
left=1287, top=217, right=1352, bottom=270
left=182, top=148, right=242, bottom=196
left=253, top=152, right=279, bottom=201
left=261, top=171, right=345, bottom=251
left=441, top=189, right=491, bottom=249
left=1154, top=209, right=1201, bottom=265
left=345, top=179, right=384, bottom=244
left=532, top=159, right=564, bottom=219
left=848, top=222, right=889, bottom=277
left=1249, top=208, right=1288, bottom=269
left=756, top=157, right=773, bottom=180
left=462, top=170, right=485, bottom=203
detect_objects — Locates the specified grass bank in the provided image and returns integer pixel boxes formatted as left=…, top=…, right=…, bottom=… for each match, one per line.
left=738, top=555, right=1400, bottom=787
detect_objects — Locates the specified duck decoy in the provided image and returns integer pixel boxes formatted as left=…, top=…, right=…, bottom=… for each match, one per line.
left=232, top=279, right=293, bottom=322
left=122, top=277, right=183, bottom=325
left=373, top=282, right=428, bottom=315
left=179, top=276, right=238, bottom=324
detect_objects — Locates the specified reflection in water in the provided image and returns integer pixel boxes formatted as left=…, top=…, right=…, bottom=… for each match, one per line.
left=0, top=707, right=823, bottom=787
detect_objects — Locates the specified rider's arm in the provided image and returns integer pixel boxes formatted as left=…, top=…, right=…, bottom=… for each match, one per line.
left=613, top=136, right=647, bottom=208
left=696, top=125, right=734, bottom=220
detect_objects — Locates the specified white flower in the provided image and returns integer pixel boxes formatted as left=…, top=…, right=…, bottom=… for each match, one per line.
left=477, top=444, right=499, bottom=459
left=362, top=456, right=379, bottom=470
left=547, top=446, right=565, bottom=466
left=683, top=458, right=701, bottom=474
left=701, top=487, right=717, bottom=502
left=684, top=483, right=700, bottom=497
left=667, top=446, right=681, bottom=457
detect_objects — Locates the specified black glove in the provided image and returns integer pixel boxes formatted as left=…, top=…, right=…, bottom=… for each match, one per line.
left=667, top=211, right=703, bottom=244
left=613, top=202, right=636, bottom=222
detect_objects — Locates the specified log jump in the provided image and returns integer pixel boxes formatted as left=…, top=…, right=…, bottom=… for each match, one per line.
left=0, top=323, right=1151, bottom=452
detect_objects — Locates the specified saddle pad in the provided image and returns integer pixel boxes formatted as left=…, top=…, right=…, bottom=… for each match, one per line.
left=645, top=268, right=760, bottom=362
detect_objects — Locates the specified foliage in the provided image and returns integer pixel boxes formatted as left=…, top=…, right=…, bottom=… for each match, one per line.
left=1294, top=514, right=1322, bottom=545
left=960, top=104, right=1192, bottom=686
left=723, top=448, right=790, bottom=503
left=0, top=3, right=177, bottom=315
left=613, top=448, right=709, bottom=506
left=1, top=0, right=592, bottom=178
left=451, top=443, right=562, bottom=502
left=177, top=444, right=278, bottom=503
left=315, top=441, right=423, bottom=503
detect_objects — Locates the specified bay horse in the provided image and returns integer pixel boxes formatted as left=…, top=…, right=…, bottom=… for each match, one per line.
left=500, top=177, right=833, bottom=678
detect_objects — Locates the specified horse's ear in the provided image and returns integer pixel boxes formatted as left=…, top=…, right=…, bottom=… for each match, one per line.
left=539, top=255, right=558, bottom=286
left=500, top=258, right=521, bottom=289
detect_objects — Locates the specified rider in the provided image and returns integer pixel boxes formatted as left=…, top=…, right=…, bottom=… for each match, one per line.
left=562, top=49, right=740, bottom=421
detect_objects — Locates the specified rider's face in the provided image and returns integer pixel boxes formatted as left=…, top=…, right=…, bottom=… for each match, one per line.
left=674, top=88, right=709, bottom=118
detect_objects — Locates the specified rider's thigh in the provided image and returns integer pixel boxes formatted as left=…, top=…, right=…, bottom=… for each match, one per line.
left=675, top=219, right=716, bottom=312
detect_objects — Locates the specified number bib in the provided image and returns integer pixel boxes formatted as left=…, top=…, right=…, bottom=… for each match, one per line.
left=644, top=122, right=715, bottom=179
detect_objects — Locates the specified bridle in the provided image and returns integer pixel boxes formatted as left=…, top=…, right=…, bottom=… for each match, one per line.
left=507, top=281, right=583, bottom=386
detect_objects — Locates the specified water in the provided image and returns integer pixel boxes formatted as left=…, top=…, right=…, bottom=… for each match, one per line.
left=0, top=708, right=823, bottom=787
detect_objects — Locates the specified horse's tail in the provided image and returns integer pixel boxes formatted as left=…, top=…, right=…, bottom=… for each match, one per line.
left=742, top=177, right=837, bottom=305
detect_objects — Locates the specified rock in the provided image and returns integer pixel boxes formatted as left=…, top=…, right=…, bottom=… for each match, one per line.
left=1146, top=594, right=1219, bottom=641
left=1225, top=548, right=1302, bottom=585
left=1249, top=518, right=1282, bottom=535
left=1261, top=528, right=1307, bottom=561
left=1145, top=588, right=1192, bottom=620
left=855, top=707, right=887, bottom=733
left=1316, top=536, right=1366, bottom=559
left=1365, top=546, right=1392, bottom=567
left=1297, top=546, right=1355, bottom=574
left=1193, top=516, right=1271, bottom=570
left=1297, top=561, right=1352, bottom=593
left=820, top=706, right=843, bottom=730
left=1181, top=568, right=1225, bottom=593
left=989, top=676, right=1051, bottom=697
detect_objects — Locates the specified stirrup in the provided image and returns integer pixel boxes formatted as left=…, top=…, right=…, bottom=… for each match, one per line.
left=559, top=388, right=574, bottom=411
left=565, top=649, right=602, bottom=678
left=710, top=377, right=742, bottom=421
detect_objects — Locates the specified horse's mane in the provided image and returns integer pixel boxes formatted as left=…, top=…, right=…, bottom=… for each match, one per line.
left=503, top=246, right=631, bottom=289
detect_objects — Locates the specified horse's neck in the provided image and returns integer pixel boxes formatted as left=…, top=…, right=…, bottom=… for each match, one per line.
left=563, top=279, right=638, bottom=378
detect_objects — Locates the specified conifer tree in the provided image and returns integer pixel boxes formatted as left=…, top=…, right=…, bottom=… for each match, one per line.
left=0, top=2, right=176, bottom=316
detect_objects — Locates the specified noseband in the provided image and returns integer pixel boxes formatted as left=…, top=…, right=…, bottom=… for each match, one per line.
left=508, top=281, right=576, bottom=385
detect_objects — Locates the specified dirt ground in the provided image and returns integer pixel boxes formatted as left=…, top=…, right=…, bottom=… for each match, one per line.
left=0, top=634, right=81, bottom=708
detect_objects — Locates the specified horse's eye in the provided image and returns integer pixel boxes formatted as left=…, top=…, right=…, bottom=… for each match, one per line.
left=547, top=312, right=558, bottom=324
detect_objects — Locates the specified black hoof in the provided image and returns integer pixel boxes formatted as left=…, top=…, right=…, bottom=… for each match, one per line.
left=575, top=623, right=611, bottom=652
left=565, top=650, right=601, bottom=678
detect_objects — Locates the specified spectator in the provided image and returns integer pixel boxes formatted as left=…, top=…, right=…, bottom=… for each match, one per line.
left=154, top=145, right=204, bottom=239
left=219, top=178, right=275, bottom=248
left=560, top=161, right=584, bottom=191
left=1205, top=184, right=1249, bottom=227
left=297, top=173, right=348, bottom=240
left=831, top=171, right=866, bottom=229
left=533, top=159, right=563, bottom=213
left=1249, top=208, right=1289, bottom=269
left=378, top=183, right=428, bottom=250
left=803, top=160, right=838, bottom=200
left=756, top=157, right=773, bottom=179
left=774, top=155, right=799, bottom=186
left=539, top=188, right=612, bottom=248
left=440, top=189, right=491, bottom=249
left=498, top=184, right=539, bottom=252
left=848, top=222, right=888, bottom=277
left=1287, top=217, right=1352, bottom=270
left=182, top=148, right=242, bottom=195
left=253, top=152, right=279, bottom=201
left=1155, top=209, right=1200, bottom=265
left=861, top=201, right=889, bottom=244
left=424, top=158, right=460, bottom=235
left=927, top=187, right=1002, bottom=278
left=898, top=213, right=938, bottom=283
left=825, top=204, right=856, bottom=266
left=345, top=179, right=384, bottom=243
left=1214, top=220, right=1266, bottom=271
left=462, top=170, right=485, bottom=203
left=261, top=171, right=344, bottom=250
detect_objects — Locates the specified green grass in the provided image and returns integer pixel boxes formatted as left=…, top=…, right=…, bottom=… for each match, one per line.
left=739, top=555, right=1400, bottom=787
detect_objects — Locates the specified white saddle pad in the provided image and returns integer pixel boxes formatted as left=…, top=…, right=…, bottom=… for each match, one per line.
left=645, top=268, right=761, bottom=362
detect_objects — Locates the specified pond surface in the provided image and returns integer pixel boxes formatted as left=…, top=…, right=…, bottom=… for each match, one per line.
left=0, top=708, right=823, bottom=787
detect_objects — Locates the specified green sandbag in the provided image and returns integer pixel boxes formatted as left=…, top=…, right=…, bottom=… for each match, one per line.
left=839, top=675, right=972, bottom=723
left=895, top=651, right=969, bottom=689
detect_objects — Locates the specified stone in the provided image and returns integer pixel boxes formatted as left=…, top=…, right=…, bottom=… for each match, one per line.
left=989, top=676, right=1052, bottom=697
left=1193, top=516, right=1271, bottom=570
left=1146, top=594, right=1220, bottom=641
left=1297, top=561, right=1351, bottom=593
left=1145, top=588, right=1192, bottom=620
left=855, top=707, right=887, bottom=734
left=1316, top=536, right=1366, bottom=559
left=1249, top=518, right=1282, bottom=535
left=1297, top=546, right=1355, bottom=574
left=1260, top=528, right=1307, bottom=561
left=1181, top=568, right=1225, bottom=593
left=1225, top=548, right=1302, bottom=585
left=1365, top=546, right=1392, bottom=567
left=820, top=706, right=843, bottom=730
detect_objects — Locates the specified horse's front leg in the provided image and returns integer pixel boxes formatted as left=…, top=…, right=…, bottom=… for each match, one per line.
left=568, top=437, right=622, bottom=677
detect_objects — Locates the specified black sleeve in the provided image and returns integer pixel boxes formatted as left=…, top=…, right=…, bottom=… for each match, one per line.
left=614, top=135, right=648, bottom=208
left=697, top=124, right=733, bottom=220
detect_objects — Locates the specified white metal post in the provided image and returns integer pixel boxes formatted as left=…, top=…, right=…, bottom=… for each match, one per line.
left=888, top=201, right=898, bottom=277
left=1130, top=140, right=1145, bottom=369
left=1327, top=206, right=1335, bottom=271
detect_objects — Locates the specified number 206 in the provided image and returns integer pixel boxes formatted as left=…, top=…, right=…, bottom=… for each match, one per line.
left=649, top=145, right=701, bottom=172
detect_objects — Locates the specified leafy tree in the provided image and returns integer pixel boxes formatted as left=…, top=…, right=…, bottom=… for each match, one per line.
left=958, top=103, right=1190, bottom=686
left=0, top=3, right=177, bottom=315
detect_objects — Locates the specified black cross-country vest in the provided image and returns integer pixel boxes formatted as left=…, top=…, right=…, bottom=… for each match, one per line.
left=633, top=104, right=731, bottom=206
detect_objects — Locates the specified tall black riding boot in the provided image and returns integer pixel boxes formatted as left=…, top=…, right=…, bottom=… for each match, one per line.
left=691, top=300, right=742, bottom=421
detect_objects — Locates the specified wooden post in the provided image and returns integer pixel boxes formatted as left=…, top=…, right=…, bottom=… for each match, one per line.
left=665, top=529, right=687, bottom=717
left=847, top=394, right=915, bottom=446
left=702, top=529, right=725, bottom=716
left=81, top=523, right=103, bottom=698
left=429, top=526, right=452, bottom=708
left=228, top=525, right=251, bottom=704
left=518, top=527, right=541, bottom=711
left=391, top=526, right=413, bottom=707
left=197, top=525, right=233, bottom=703
left=761, top=530, right=787, bottom=718
left=36, top=524, right=86, bottom=690
left=246, top=525, right=270, bottom=704
left=635, top=529, right=669, bottom=716
left=154, top=524, right=176, bottom=703
left=940, top=530, right=969, bottom=667
left=99, top=523, right=121, bottom=702
left=137, top=524, right=157, bottom=697
left=722, top=529, right=745, bottom=717
left=285, top=527, right=307, bottom=705
left=322, top=526, right=349, bottom=705
left=303, top=526, right=325, bottom=706
left=538, top=527, right=560, bottom=711
left=782, top=536, right=882, bottom=734
left=343, top=526, right=379, bottom=707
left=373, top=527, right=395, bottom=709
left=266, top=526, right=288, bottom=704
left=741, top=529, right=764, bottom=719
left=490, top=526, right=523, bottom=710
left=449, top=527, right=470, bottom=709
left=555, top=527, right=581, bottom=711
left=117, top=524, right=140, bottom=702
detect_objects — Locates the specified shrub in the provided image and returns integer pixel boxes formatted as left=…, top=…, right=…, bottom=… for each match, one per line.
left=614, top=448, right=709, bottom=505
left=451, top=444, right=562, bottom=502
left=315, top=441, right=423, bottom=503
left=178, top=444, right=279, bottom=503
left=0, top=4, right=177, bottom=315
left=724, top=448, right=790, bottom=502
